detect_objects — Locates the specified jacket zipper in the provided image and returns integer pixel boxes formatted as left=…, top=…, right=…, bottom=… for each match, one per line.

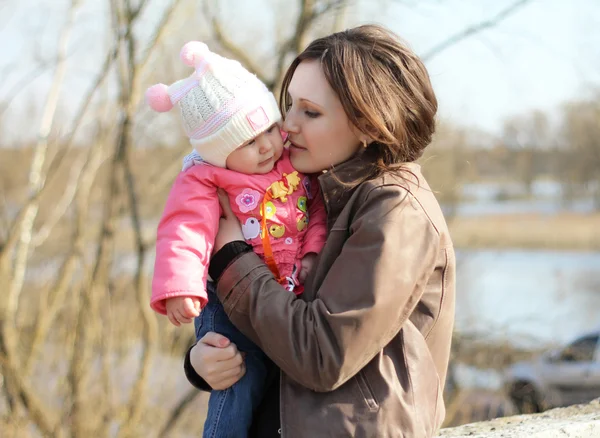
left=279, top=372, right=284, bottom=436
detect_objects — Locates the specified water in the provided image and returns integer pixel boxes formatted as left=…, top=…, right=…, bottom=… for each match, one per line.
left=12, top=247, right=600, bottom=402
left=461, top=180, right=563, bottom=201
left=449, top=180, right=596, bottom=216
left=26, top=248, right=600, bottom=351
left=124, top=247, right=600, bottom=350
left=451, top=197, right=595, bottom=216
left=455, top=249, right=600, bottom=348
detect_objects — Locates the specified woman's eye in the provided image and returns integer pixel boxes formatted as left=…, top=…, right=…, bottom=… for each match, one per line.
left=305, top=110, right=320, bottom=118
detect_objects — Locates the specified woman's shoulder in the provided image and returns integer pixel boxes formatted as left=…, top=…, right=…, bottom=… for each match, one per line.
left=355, top=165, right=450, bottom=243
left=358, top=163, right=429, bottom=200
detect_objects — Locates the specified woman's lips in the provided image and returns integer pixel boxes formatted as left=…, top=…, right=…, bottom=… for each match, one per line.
left=289, top=140, right=306, bottom=150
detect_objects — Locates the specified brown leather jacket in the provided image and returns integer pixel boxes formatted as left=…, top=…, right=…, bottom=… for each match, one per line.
left=216, top=152, right=455, bottom=437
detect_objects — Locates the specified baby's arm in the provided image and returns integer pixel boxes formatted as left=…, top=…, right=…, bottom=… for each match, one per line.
left=166, top=296, right=201, bottom=326
left=151, top=166, right=220, bottom=317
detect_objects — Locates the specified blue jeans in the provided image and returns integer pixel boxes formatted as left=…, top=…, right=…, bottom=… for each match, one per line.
left=195, top=282, right=273, bottom=438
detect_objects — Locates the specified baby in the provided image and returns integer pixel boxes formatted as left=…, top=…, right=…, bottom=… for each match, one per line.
left=147, top=42, right=326, bottom=438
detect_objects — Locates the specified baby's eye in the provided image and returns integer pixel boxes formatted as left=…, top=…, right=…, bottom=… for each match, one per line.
left=245, top=139, right=255, bottom=147
left=266, top=125, right=275, bottom=134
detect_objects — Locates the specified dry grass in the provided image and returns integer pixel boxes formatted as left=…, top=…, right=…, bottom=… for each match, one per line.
left=449, top=213, right=600, bottom=250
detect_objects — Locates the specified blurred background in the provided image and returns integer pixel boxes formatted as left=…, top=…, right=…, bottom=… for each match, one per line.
left=1, top=0, right=599, bottom=436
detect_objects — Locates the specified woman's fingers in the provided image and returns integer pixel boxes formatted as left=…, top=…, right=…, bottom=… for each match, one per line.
left=200, top=331, right=231, bottom=348
left=208, top=343, right=242, bottom=363
left=213, top=361, right=246, bottom=379
left=195, top=333, right=241, bottom=362
left=206, top=347, right=244, bottom=373
left=209, top=360, right=246, bottom=390
left=217, top=188, right=234, bottom=218
left=211, top=373, right=245, bottom=391
left=189, top=336, right=246, bottom=390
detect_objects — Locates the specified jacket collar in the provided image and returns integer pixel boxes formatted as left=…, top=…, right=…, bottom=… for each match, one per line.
left=317, top=150, right=423, bottom=228
left=317, top=150, right=375, bottom=226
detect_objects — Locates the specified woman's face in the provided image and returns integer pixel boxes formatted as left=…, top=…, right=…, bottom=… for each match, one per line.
left=284, top=60, right=363, bottom=174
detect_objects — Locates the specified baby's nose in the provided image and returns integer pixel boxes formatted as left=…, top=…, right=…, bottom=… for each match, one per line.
left=259, top=140, right=272, bottom=154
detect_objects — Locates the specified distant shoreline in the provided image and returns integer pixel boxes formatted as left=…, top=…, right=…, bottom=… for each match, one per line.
left=448, top=213, right=600, bottom=251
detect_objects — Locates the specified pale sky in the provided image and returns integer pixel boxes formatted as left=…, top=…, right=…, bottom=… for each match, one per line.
left=368, top=0, right=600, bottom=134
left=1, top=0, right=599, bottom=141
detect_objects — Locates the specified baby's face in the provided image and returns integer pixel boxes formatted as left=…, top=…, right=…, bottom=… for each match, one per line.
left=225, top=124, right=284, bottom=174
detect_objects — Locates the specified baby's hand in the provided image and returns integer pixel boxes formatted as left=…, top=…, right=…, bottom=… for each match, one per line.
left=166, top=296, right=201, bottom=327
left=299, top=253, right=317, bottom=284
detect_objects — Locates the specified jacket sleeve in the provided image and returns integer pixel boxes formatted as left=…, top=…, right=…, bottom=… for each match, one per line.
left=150, top=166, right=219, bottom=315
left=183, top=343, right=213, bottom=391
left=300, top=176, right=327, bottom=257
left=215, top=185, right=440, bottom=392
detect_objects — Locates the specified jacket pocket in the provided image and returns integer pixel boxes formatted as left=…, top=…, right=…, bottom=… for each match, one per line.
left=355, top=370, right=379, bottom=412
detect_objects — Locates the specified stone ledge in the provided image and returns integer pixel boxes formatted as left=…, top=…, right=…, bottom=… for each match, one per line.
left=438, top=399, right=600, bottom=438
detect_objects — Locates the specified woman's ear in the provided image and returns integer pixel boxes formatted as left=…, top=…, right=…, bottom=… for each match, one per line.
left=353, top=118, right=374, bottom=146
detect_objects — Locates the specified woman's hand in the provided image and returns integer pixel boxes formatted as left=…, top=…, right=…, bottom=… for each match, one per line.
left=214, top=189, right=245, bottom=253
left=190, top=332, right=246, bottom=390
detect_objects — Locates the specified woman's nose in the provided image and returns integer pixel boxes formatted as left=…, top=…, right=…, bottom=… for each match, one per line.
left=282, top=111, right=298, bottom=134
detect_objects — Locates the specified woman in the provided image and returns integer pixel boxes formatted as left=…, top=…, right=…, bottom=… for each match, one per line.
left=184, top=24, right=455, bottom=438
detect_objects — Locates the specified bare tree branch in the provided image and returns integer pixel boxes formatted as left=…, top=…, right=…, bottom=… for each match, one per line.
left=0, top=10, right=81, bottom=430
left=3, top=0, right=81, bottom=355
left=0, top=345, right=59, bottom=437
left=269, top=0, right=315, bottom=89
left=422, top=0, right=533, bottom=62
left=132, top=0, right=184, bottom=109
left=129, top=0, right=150, bottom=21
left=0, top=61, right=50, bottom=117
left=104, top=1, right=166, bottom=435
left=157, top=387, right=201, bottom=438
left=270, top=0, right=349, bottom=89
left=137, top=0, right=183, bottom=72
left=61, top=44, right=119, bottom=148
left=23, top=138, right=106, bottom=375
left=148, top=147, right=187, bottom=195
left=15, top=44, right=119, bottom=217
left=30, top=152, right=86, bottom=248
left=331, top=0, right=350, bottom=32
left=203, top=0, right=268, bottom=83
left=66, top=2, right=123, bottom=431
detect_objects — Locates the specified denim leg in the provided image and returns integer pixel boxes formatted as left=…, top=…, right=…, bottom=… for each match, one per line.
left=195, top=282, right=273, bottom=438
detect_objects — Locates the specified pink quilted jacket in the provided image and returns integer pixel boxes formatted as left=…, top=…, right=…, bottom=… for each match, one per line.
left=151, top=149, right=326, bottom=314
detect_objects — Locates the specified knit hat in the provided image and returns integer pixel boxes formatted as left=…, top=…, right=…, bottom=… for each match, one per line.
left=145, top=41, right=281, bottom=168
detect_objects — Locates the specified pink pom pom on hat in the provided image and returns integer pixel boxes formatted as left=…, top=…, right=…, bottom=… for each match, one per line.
left=179, top=41, right=209, bottom=67
left=145, top=84, right=173, bottom=112
left=144, top=41, right=281, bottom=168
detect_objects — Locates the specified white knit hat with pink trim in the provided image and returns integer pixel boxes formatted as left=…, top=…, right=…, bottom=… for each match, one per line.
left=145, top=42, right=281, bottom=168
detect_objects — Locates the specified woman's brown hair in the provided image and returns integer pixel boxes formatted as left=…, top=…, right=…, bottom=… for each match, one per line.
left=279, top=24, right=437, bottom=183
